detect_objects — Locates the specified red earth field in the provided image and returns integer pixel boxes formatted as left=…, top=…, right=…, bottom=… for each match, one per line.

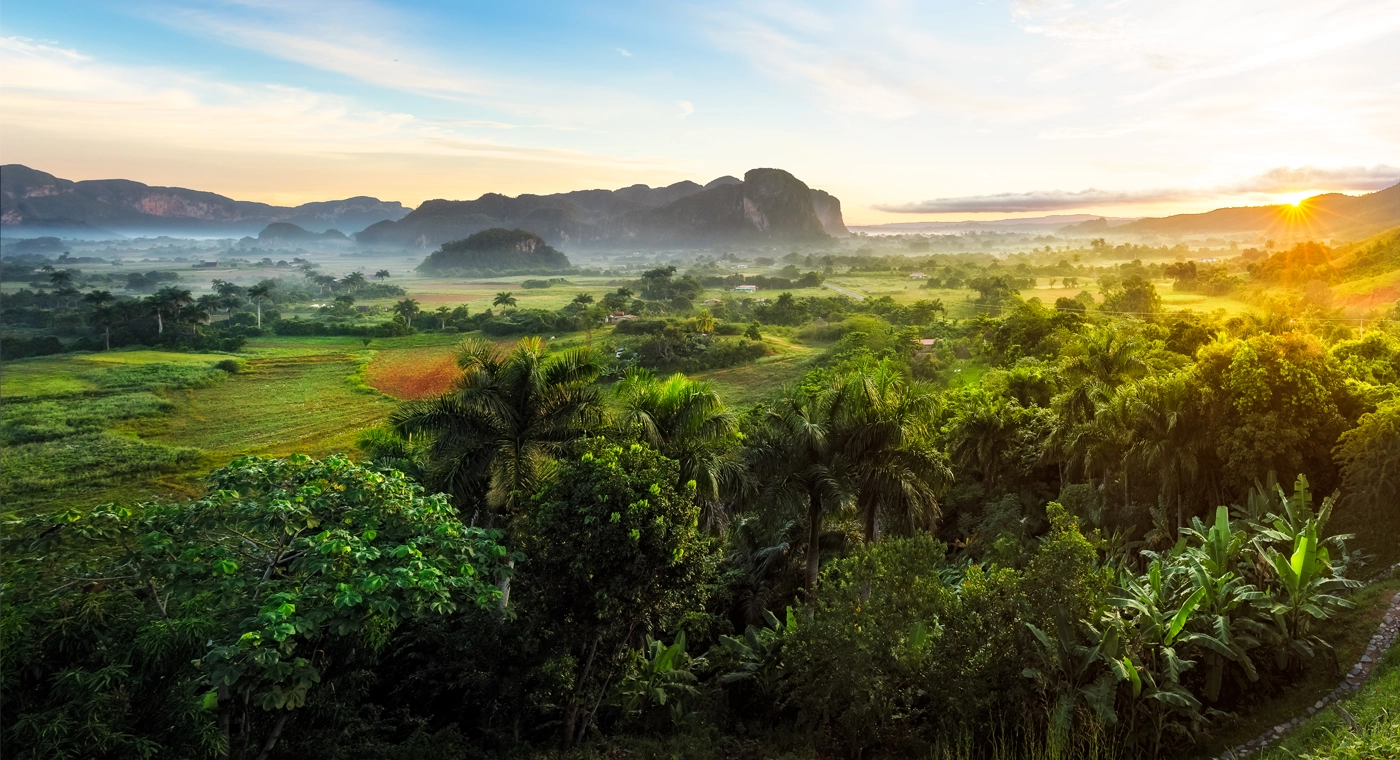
left=365, top=346, right=461, bottom=399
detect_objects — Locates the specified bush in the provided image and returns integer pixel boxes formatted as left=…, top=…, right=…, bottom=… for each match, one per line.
left=214, top=358, right=248, bottom=374
left=0, top=335, right=66, bottom=360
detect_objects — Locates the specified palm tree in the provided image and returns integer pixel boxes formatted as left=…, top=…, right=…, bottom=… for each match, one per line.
left=613, top=368, right=740, bottom=525
left=434, top=305, right=452, bottom=329
left=694, top=309, right=716, bottom=335
left=342, top=271, right=367, bottom=292
left=88, top=303, right=118, bottom=350
left=841, top=361, right=951, bottom=542
left=393, top=298, right=421, bottom=328
left=493, top=291, right=518, bottom=309
left=391, top=337, right=604, bottom=518
left=1132, top=375, right=1201, bottom=532
left=246, top=283, right=272, bottom=328
left=948, top=390, right=1016, bottom=487
left=147, top=286, right=192, bottom=335
left=179, top=302, right=211, bottom=336
left=374, top=269, right=391, bottom=281
left=753, top=381, right=858, bottom=594
left=83, top=289, right=114, bottom=308
left=572, top=293, right=594, bottom=305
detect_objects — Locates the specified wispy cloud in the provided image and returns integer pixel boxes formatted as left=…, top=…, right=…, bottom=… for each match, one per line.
left=677, top=100, right=694, bottom=118
left=701, top=4, right=1033, bottom=120
left=616, top=47, right=633, bottom=57
left=151, top=0, right=492, bottom=100
left=876, top=165, right=1400, bottom=213
left=0, top=35, right=668, bottom=171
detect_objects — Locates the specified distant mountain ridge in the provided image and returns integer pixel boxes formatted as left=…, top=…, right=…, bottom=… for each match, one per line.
left=1118, top=183, right=1400, bottom=240
left=357, top=168, right=847, bottom=249
left=1, top=164, right=409, bottom=237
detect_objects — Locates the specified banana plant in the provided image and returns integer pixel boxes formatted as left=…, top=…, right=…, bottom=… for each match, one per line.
left=613, top=631, right=702, bottom=725
left=1022, top=609, right=1125, bottom=730
left=1178, top=506, right=1265, bottom=701
left=1256, top=522, right=1359, bottom=669
left=718, top=607, right=794, bottom=697
left=1109, top=559, right=1214, bottom=757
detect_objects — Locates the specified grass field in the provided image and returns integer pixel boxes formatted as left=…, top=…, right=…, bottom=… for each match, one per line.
left=122, top=354, right=396, bottom=460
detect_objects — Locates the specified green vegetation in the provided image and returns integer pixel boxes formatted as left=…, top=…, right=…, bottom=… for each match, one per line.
left=3, top=231, right=1399, bottom=760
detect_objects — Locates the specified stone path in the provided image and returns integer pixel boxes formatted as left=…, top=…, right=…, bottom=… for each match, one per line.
left=1217, top=562, right=1400, bottom=759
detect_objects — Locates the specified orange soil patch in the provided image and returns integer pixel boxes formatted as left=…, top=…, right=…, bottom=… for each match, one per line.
left=1338, top=285, right=1398, bottom=309
left=365, top=346, right=461, bottom=399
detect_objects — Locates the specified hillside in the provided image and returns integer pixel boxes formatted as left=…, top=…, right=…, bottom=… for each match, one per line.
left=358, top=167, right=846, bottom=249
left=418, top=228, right=571, bottom=273
left=1121, top=182, right=1400, bottom=240
left=0, top=164, right=409, bottom=237
left=257, top=222, right=350, bottom=246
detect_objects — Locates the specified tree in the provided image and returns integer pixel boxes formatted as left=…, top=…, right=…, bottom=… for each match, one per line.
left=434, top=305, right=452, bottom=329
left=1, top=455, right=508, bottom=760
left=374, top=269, right=391, bottom=281
left=341, top=271, right=367, bottom=292
left=517, top=440, right=712, bottom=747
left=391, top=337, right=604, bottom=518
left=841, top=360, right=951, bottom=542
left=493, top=291, right=518, bottom=309
left=1131, top=374, right=1201, bottom=531
left=694, top=309, right=715, bottom=335
left=147, top=286, right=192, bottom=335
left=246, top=283, right=272, bottom=328
left=88, top=303, right=118, bottom=350
left=82, top=289, right=114, bottom=308
left=754, top=380, right=859, bottom=594
left=572, top=292, right=594, bottom=305
left=393, top=298, right=421, bottom=328
left=613, top=368, right=740, bottom=522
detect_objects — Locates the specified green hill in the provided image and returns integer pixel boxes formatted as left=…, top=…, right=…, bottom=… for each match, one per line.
left=418, top=228, right=570, bottom=274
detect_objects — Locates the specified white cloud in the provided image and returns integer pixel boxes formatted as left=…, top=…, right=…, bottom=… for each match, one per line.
left=677, top=100, right=695, bottom=118
left=150, top=0, right=492, bottom=100
left=0, top=35, right=669, bottom=171
left=700, top=4, right=1031, bottom=120
left=617, top=47, right=633, bottom=57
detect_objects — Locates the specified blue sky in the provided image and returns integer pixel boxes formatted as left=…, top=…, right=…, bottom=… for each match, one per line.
left=3, top=0, right=1399, bottom=222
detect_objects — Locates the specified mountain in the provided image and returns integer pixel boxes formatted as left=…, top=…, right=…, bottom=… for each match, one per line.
left=358, top=168, right=846, bottom=249
left=419, top=228, right=570, bottom=274
left=1119, top=183, right=1400, bottom=240
left=257, top=222, right=351, bottom=246
left=1, top=165, right=409, bottom=237
left=850, top=214, right=1139, bottom=235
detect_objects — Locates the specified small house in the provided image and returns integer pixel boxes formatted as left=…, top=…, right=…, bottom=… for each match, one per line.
left=733, top=284, right=758, bottom=294
left=909, top=272, right=928, bottom=279
left=606, top=312, right=638, bottom=325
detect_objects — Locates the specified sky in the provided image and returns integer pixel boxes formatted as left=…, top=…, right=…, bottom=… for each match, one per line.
left=3, top=0, right=1399, bottom=225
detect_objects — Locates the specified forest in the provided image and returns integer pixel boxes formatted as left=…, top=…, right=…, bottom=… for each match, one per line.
left=3, top=233, right=1400, bottom=760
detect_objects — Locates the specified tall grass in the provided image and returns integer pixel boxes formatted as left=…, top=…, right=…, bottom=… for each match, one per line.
left=1, top=393, right=172, bottom=444
left=0, top=432, right=201, bottom=498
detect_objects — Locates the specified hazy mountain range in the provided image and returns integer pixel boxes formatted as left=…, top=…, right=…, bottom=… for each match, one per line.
left=4, top=163, right=1397, bottom=246
left=1, top=165, right=846, bottom=248
left=356, top=168, right=847, bottom=249
left=1, top=165, right=409, bottom=238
